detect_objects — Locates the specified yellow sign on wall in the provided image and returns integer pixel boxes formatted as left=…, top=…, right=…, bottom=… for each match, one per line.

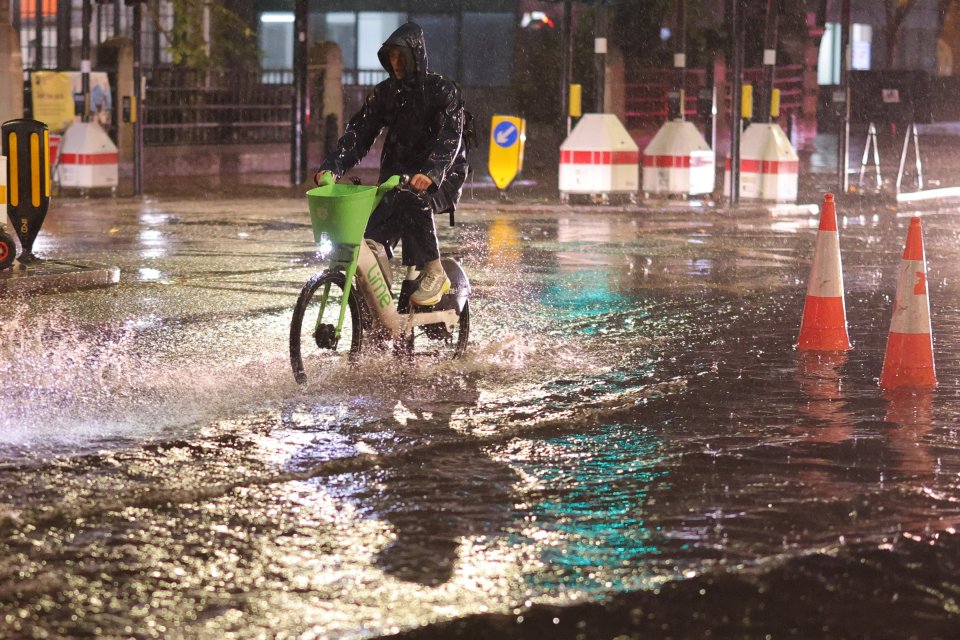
left=30, top=71, right=114, bottom=133
left=488, top=115, right=526, bottom=191
left=31, top=72, right=75, bottom=133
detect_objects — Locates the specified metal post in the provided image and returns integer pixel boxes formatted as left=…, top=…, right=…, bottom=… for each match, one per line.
left=838, top=0, right=850, bottom=193
left=57, top=0, right=72, bottom=70
left=80, top=0, right=90, bottom=121
left=757, top=0, right=779, bottom=123
left=673, top=0, right=686, bottom=120
left=133, top=0, right=143, bottom=195
left=95, top=0, right=100, bottom=50
left=594, top=1, right=606, bottom=113
left=12, top=0, right=22, bottom=33
left=729, top=0, right=743, bottom=205
left=563, top=0, right=573, bottom=133
left=560, top=0, right=570, bottom=128
left=290, top=0, right=308, bottom=185
left=113, top=0, right=120, bottom=37
left=33, top=0, right=41, bottom=68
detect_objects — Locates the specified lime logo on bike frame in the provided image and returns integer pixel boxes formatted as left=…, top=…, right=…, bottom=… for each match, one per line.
left=367, top=263, right=392, bottom=309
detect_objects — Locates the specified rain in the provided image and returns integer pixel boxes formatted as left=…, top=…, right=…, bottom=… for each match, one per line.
left=2, top=1, right=960, bottom=639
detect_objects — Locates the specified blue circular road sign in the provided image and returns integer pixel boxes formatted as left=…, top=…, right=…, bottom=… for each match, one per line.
left=493, top=121, right=519, bottom=148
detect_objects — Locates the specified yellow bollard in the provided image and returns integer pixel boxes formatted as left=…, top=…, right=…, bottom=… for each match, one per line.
left=741, top=84, right=753, bottom=120
left=569, top=84, right=582, bottom=118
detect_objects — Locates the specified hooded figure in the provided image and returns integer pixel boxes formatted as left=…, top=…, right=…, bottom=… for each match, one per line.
left=315, top=23, right=468, bottom=306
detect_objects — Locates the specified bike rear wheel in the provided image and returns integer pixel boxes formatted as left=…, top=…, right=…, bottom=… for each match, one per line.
left=406, top=299, right=470, bottom=360
left=290, top=270, right=365, bottom=384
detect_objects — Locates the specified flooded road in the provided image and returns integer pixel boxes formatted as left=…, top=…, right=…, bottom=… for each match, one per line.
left=2, top=194, right=960, bottom=638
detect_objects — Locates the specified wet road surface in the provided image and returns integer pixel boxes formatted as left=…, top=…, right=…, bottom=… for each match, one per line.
left=2, top=193, right=960, bottom=638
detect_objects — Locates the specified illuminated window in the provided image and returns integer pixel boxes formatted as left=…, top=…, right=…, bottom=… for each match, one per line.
left=259, top=12, right=294, bottom=69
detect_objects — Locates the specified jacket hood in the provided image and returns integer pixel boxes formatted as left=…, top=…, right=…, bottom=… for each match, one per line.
left=377, top=22, right=428, bottom=84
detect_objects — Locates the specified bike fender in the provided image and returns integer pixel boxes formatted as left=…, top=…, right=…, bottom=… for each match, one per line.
left=440, top=258, right=471, bottom=315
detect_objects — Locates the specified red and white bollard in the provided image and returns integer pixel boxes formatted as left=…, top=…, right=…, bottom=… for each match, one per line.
left=642, top=120, right=715, bottom=197
left=559, top=114, right=639, bottom=204
left=725, top=122, right=799, bottom=202
left=58, top=122, right=119, bottom=190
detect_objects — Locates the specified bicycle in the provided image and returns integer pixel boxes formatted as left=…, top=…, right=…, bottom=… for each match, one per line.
left=290, top=175, right=471, bottom=384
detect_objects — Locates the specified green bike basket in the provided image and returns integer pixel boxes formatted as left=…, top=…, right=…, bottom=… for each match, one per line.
left=306, top=183, right=378, bottom=246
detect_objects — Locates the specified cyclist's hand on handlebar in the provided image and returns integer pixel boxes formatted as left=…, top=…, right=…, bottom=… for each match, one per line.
left=315, top=170, right=336, bottom=187
left=409, top=173, right=433, bottom=192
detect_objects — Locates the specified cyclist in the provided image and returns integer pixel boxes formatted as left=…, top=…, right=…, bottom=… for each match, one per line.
left=315, top=22, right=468, bottom=307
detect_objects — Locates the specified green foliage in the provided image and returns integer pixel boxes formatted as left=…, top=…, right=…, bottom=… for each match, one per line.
left=148, top=0, right=259, bottom=69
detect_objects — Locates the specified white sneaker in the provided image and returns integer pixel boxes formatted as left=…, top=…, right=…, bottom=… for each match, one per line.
left=410, top=270, right=451, bottom=306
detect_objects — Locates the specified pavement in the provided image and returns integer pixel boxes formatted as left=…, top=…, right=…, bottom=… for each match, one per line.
left=0, top=257, right=119, bottom=295
left=4, top=127, right=960, bottom=296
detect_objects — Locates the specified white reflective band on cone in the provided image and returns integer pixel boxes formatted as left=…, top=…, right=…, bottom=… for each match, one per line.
left=805, top=231, right=844, bottom=298
left=889, top=259, right=931, bottom=334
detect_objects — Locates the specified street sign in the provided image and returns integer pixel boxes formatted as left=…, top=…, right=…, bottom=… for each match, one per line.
left=488, top=115, right=526, bottom=192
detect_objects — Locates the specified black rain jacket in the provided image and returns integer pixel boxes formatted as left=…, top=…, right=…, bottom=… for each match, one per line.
left=319, top=22, right=468, bottom=215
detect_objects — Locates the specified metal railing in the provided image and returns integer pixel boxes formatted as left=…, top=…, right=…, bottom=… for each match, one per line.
left=625, top=64, right=805, bottom=126
left=143, top=67, right=295, bottom=146
left=344, top=68, right=389, bottom=86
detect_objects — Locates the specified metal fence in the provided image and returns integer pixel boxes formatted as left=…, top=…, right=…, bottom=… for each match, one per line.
left=143, top=67, right=295, bottom=146
left=625, top=64, right=805, bottom=127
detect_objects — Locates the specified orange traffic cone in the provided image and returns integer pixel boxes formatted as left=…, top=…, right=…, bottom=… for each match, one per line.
left=880, top=217, right=936, bottom=389
left=797, top=193, right=851, bottom=351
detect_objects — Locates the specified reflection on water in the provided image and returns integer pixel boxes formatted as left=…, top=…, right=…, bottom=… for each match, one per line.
left=884, top=389, right=935, bottom=478
left=509, top=424, right=669, bottom=595
left=3, top=203, right=960, bottom=637
left=795, top=351, right=854, bottom=445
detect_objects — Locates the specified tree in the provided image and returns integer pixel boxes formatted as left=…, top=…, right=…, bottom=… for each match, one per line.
left=145, top=0, right=258, bottom=68
left=884, top=0, right=921, bottom=68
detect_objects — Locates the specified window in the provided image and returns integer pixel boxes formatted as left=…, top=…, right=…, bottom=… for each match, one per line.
left=411, top=14, right=457, bottom=79
left=323, top=12, right=357, bottom=70
left=357, top=12, right=406, bottom=71
left=851, top=24, right=872, bottom=71
left=461, top=12, right=513, bottom=86
left=259, top=12, right=294, bottom=69
left=818, top=22, right=841, bottom=85
left=819, top=22, right=872, bottom=83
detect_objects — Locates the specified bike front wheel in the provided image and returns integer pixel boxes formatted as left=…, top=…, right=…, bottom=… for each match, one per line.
left=290, top=270, right=365, bottom=384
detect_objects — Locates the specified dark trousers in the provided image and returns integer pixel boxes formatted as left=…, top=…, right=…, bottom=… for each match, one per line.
left=365, top=189, right=440, bottom=268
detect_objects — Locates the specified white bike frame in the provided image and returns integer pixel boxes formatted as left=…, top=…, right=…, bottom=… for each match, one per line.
left=346, top=240, right=460, bottom=337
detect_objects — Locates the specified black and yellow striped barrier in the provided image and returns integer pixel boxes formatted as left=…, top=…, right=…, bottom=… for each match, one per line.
left=1, top=119, right=51, bottom=263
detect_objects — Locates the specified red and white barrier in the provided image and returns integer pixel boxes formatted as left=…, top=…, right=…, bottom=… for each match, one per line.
left=48, top=133, right=61, bottom=167
left=58, top=122, right=118, bottom=189
left=642, top=120, right=715, bottom=196
left=725, top=122, right=798, bottom=202
left=559, top=114, right=639, bottom=199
